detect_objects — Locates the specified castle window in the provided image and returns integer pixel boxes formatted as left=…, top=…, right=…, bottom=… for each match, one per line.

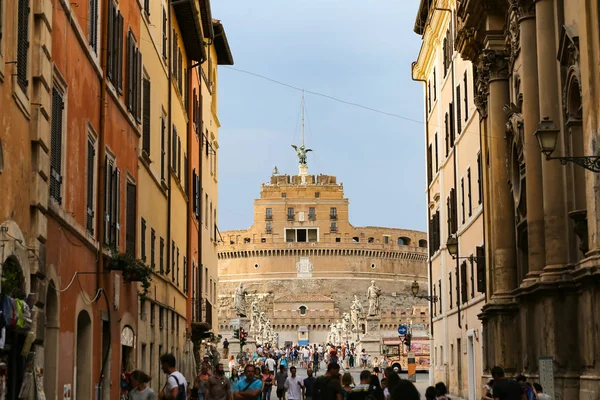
left=368, top=237, right=374, bottom=243
left=244, top=237, right=251, bottom=244
left=315, top=192, right=320, bottom=198
left=336, top=237, right=341, bottom=243
left=353, top=237, right=359, bottom=243
left=299, top=306, right=307, bottom=316
left=398, top=237, right=411, bottom=246
left=282, top=193, right=286, bottom=198
left=384, top=236, right=389, bottom=245
left=419, top=239, right=428, bottom=248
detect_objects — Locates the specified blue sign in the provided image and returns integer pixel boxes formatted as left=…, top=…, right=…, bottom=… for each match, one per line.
left=398, top=325, right=408, bottom=335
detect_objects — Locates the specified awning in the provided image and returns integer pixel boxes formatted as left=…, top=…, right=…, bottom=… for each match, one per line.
left=172, top=0, right=206, bottom=62
left=213, top=20, right=234, bottom=65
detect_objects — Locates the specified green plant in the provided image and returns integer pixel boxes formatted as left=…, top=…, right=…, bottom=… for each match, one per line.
left=107, top=249, right=152, bottom=297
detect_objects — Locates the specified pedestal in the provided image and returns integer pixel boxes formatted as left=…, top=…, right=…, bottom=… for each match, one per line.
left=359, top=316, right=382, bottom=357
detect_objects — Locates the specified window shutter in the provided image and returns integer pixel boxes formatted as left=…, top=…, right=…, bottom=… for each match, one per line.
left=107, top=0, right=114, bottom=79
left=455, top=265, right=460, bottom=307
left=114, top=168, right=121, bottom=246
left=162, top=8, right=167, bottom=60
left=476, top=246, right=486, bottom=292
left=449, top=102, right=455, bottom=146
left=184, top=153, right=188, bottom=195
left=172, top=128, right=177, bottom=170
left=142, top=78, right=151, bottom=154
left=143, top=0, right=149, bottom=16
left=117, top=13, right=124, bottom=92
left=50, top=88, right=64, bottom=204
left=178, top=49, right=182, bottom=93
left=427, top=144, right=432, bottom=184
left=461, top=261, right=468, bottom=304
left=172, top=30, right=177, bottom=75
left=161, top=118, right=166, bottom=180
left=126, top=182, right=136, bottom=255
left=141, top=218, right=146, bottom=261
left=86, top=139, right=95, bottom=234
left=177, top=137, right=181, bottom=179
left=17, top=0, right=30, bottom=91
left=159, top=238, right=164, bottom=274
left=183, top=257, right=188, bottom=293
left=104, top=156, right=112, bottom=244
left=444, top=113, right=449, bottom=156
left=136, top=50, right=142, bottom=122
left=456, top=86, right=462, bottom=133
left=438, top=280, right=442, bottom=314
left=89, top=0, right=98, bottom=51
left=127, top=31, right=133, bottom=112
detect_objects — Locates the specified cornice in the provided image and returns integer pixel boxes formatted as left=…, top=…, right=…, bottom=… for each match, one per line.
left=414, top=4, right=453, bottom=79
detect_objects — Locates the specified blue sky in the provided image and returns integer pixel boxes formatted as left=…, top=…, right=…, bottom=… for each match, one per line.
left=213, top=0, right=426, bottom=232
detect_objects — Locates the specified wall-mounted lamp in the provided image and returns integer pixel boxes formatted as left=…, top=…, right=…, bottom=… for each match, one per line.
left=411, top=280, right=438, bottom=304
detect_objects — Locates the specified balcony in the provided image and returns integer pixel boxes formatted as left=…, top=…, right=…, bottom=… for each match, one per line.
left=287, top=215, right=295, bottom=221
left=330, top=214, right=338, bottom=220
left=265, top=214, right=273, bottom=221
left=266, top=227, right=272, bottom=234
left=330, top=226, right=338, bottom=233
left=191, top=298, right=213, bottom=341
left=309, top=214, right=316, bottom=221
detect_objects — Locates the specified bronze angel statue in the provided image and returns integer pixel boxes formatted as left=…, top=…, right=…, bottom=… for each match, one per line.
left=291, top=144, right=312, bottom=165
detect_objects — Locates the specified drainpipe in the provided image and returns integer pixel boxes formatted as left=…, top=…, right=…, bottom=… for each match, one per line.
left=166, top=2, right=173, bottom=354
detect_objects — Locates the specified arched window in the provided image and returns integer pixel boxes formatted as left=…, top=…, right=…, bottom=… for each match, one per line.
left=352, top=237, right=359, bottom=243
left=244, top=237, right=251, bottom=244
left=419, top=239, right=428, bottom=248
left=368, top=237, right=374, bottom=243
left=398, top=237, right=411, bottom=246
left=299, top=306, right=307, bottom=316
left=76, top=310, right=93, bottom=399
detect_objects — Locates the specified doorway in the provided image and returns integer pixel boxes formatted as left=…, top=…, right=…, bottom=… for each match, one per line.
left=456, top=338, right=462, bottom=395
left=467, top=332, right=476, bottom=400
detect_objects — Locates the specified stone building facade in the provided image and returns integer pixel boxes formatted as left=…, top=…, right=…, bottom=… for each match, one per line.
left=414, top=0, right=600, bottom=398
left=217, top=160, right=430, bottom=347
left=412, top=0, right=486, bottom=397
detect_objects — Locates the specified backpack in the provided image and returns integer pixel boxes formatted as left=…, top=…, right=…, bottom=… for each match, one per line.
left=170, top=373, right=187, bottom=400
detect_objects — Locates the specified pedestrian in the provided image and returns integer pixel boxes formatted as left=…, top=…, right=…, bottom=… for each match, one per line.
left=262, top=369, right=274, bottom=400
left=490, top=366, right=521, bottom=400
left=303, top=369, right=317, bottom=400
left=266, top=354, right=277, bottom=374
left=276, top=365, right=289, bottom=400
left=129, top=370, right=156, bottom=400
left=533, top=383, right=551, bottom=400
left=228, top=356, right=238, bottom=376
left=424, top=386, right=436, bottom=400
left=380, top=356, right=388, bottom=371
left=341, top=373, right=354, bottom=400
left=516, top=375, right=535, bottom=400
left=371, top=357, right=380, bottom=377
left=434, top=382, right=450, bottom=399
left=223, top=339, right=230, bottom=359
left=158, top=353, right=188, bottom=400
left=207, top=363, right=232, bottom=400
left=313, top=363, right=343, bottom=400
left=347, top=370, right=370, bottom=400
left=482, top=379, right=494, bottom=400
left=230, top=371, right=240, bottom=393
left=367, top=375, right=384, bottom=400
left=360, top=350, right=368, bottom=369
left=390, top=380, right=420, bottom=400
left=312, top=350, right=321, bottom=374
left=193, top=365, right=211, bottom=400
left=233, top=365, right=263, bottom=400
left=285, top=367, right=304, bottom=400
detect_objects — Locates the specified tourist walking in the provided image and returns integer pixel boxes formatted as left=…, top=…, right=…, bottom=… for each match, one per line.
left=129, top=370, right=156, bottom=400
left=207, top=364, right=232, bottom=400
left=223, top=339, right=230, bottom=359
left=285, top=367, right=304, bottom=400
left=276, top=365, right=289, bottom=400
left=534, top=383, right=551, bottom=400
left=233, top=365, right=263, bottom=400
left=158, top=353, right=188, bottom=400
left=482, top=379, right=494, bottom=400
left=390, top=380, right=420, bottom=400
left=490, top=366, right=522, bottom=400
left=360, top=350, right=368, bottom=369
left=314, top=363, right=343, bottom=400
left=341, top=373, right=354, bottom=400
left=261, top=368, right=274, bottom=400
left=303, top=369, right=317, bottom=400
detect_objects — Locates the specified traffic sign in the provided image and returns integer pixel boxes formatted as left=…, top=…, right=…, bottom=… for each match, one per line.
left=398, top=325, right=408, bottom=335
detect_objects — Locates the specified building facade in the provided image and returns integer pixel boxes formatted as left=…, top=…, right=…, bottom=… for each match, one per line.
left=412, top=1, right=485, bottom=398
left=416, top=0, right=600, bottom=398
left=217, top=156, right=430, bottom=348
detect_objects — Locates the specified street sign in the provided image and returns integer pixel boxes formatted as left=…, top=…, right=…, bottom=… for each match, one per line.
left=398, top=325, right=408, bottom=335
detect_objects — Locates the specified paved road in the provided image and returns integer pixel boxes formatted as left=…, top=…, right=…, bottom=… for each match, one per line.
left=264, top=365, right=431, bottom=398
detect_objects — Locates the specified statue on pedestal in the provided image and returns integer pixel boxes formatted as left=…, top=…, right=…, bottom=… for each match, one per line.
left=234, top=283, right=247, bottom=317
left=249, top=300, right=260, bottom=335
left=350, top=295, right=363, bottom=331
left=367, top=280, right=382, bottom=316
left=341, top=313, right=351, bottom=342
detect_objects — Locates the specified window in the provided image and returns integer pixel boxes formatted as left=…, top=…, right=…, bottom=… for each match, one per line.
left=176, top=247, right=180, bottom=286
left=299, top=306, right=307, bottom=316
left=456, top=85, right=462, bottom=134
left=434, top=133, right=439, bottom=172
left=438, top=279, right=442, bottom=314
left=159, top=307, right=164, bottom=329
left=398, top=237, right=411, bottom=246
left=161, top=8, right=167, bottom=61
left=50, top=88, right=65, bottom=204
left=384, top=236, right=389, bottom=245
left=140, top=218, right=146, bottom=261
left=450, top=344, right=454, bottom=365
left=433, top=68, right=437, bottom=100
left=461, top=261, right=468, bottom=304
left=309, top=207, right=316, bottom=220
left=427, top=144, right=433, bottom=184
left=461, top=177, right=465, bottom=224
left=470, top=255, right=475, bottom=299
left=427, top=81, right=431, bottom=113
left=125, top=182, right=137, bottom=255
left=368, top=237, right=374, bottom=243
left=126, top=30, right=142, bottom=121
left=169, top=240, right=174, bottom=276
left=171, top=126, right=177, bottom=172
left=449, top=103, right=455, bottom=147
left=265, top=208, right=272, bottom=220
left=330, top=222, right=337, bottom=232
left=177, top=49, right=183, bottom=94
left=184, top=153, right=188, bottom=194
left=330, top=207, right=337, bottom=219
left=86, top=136, right=96, bottom=234
left=205, top=193, right=208, bottom=227
left=172, top=29, right=178, bottom=76
left=476, top=246, right=486, bottom=292
left=433, top=285, right=437, bottom=316
left=150, top=303, right=155, bottom=325
left=281, top=193, right=286, bottom=198
left=428, top=211, right=440, bottom=255
left=444, top=113, right=449, bottom=156
left=160, top=116, right=166, bottom=182
left=266, top=222, right=272, bottom=233
left=287, top=207, right=294, bottom=221
left=419, top=239, right=427, bottom=248
left=140, top=298, right=146, bottom=320
left=159, top=237, right=164, bottom=274
left=104, top=156, right=120, bottom=246
left=467, top=168, right=472, bottom=216
left=209, top=202, right=213, bottom=240
left=17, top=0, right=30, bottom=91
left=464, top=71, right=469, bottom=121
left=143, top=0, right=149, bottom=16
left=193, top=170, right=200, bottom=218
left=88, top=0, right=99, bottom=53
left=477, top=152, right=483, bottom=204
left=150, top=228, right=156, bottom=269
left=107, top=0, right=124, bottom=90
left=315, top=192, right=320, bottom=198
left=336, top=237, right=341, bottom=243
left=455, top=265, right=460, bottom=308
left=449, top=272, right=453, bottom=309
left=142, top=78, right=151, bottom=155
left=447, top=189, right=458, bottom=235
left=285, top=228, right=318, bottom=243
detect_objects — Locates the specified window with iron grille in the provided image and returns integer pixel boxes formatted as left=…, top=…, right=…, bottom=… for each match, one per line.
left=88, top=0, right=98, bottom=53
left=17, top=0, right=29, bottom=91
left=86, top=136, right=96, bottom=234
left=125, top=182, right=137, bottom=255
left=126, top=30, right=142, bottom=121
left=159, top=237, right=164, bottom=274
left=162, top=8, right=167, bottom=60
left=150, top=228, right=155, bottom=269
left=103, top=156, right=120, bottom=246
left=50, top=88, right=65, bottom=204
left=107, top=1, right=123, bottom=91
left=140, top=218, right=146, bottom=261
left=183, top=257, right=188, bottom=293
left=142, top=78, right=151, bottom=155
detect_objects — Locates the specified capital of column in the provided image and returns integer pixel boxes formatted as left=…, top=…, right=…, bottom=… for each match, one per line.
left=474, top=50, right=509, bottom=119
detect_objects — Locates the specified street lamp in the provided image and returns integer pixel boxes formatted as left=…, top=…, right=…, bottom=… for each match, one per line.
left=446, top=236, right=484, bottom=264
left=411, top=280, right=438, bottom=303
left=535, top=116, right=600, bottom=172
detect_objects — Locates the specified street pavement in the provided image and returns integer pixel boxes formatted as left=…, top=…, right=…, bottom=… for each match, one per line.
left=266, top=365, right=431, bottom=398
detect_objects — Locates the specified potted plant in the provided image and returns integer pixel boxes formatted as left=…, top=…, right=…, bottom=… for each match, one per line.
left=106, top=249, right=152, bottom=297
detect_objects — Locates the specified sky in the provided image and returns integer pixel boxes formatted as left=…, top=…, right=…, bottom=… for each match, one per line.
left=212, top=0, right=426, bottom=232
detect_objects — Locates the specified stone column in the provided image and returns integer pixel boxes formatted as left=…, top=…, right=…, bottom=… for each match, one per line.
left=519, top=6, right=546, bottom=279
left=535, top=0, right=569, bottom=275
left=484, top=50, right=517, bottom=297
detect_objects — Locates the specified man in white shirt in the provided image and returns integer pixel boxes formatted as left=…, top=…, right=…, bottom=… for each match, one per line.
left=159, top=353, right=188, bottom=400
left=284, top=367, right=304, bottom=400
left=266, top=354, right=277, bottom=373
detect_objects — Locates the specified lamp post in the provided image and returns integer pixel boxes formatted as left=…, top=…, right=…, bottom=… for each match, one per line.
left=535, top=117, right=600, bottom=172
left=446, top=235, right=484, bottom=264
left=411, top=280, right=438, bottom=303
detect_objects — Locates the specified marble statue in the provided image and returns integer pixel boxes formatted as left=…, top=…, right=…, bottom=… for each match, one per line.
left=234, top=282, right=247, bottom=317
left=250, top=300, right=260, bottom=334
left=367, top=280, right=382, bottom=316
left=341, top=313, right=351, bottom=342
left=350, top=295, right=363, bottom=331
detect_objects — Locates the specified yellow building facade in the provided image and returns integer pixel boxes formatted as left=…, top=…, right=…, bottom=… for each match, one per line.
left=412, top=0, right=485, bottom=397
